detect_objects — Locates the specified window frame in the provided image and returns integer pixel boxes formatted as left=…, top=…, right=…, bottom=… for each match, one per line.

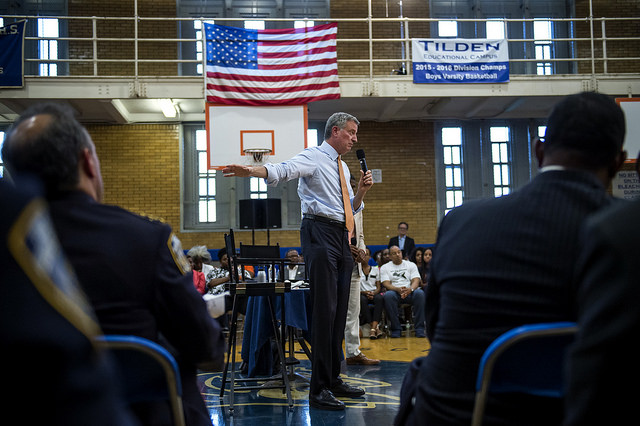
left=435, top=119, right=544, bottom=221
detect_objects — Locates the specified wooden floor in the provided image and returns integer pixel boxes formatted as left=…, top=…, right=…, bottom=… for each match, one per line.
left=199, top=327, right=430, bottom=425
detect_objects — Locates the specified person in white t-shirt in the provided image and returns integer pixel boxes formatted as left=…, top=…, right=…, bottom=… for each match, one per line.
left=380, top=245, right=426, bottom=338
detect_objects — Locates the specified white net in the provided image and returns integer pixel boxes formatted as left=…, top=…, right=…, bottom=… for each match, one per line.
left=243, top=148, right=272, bottom=165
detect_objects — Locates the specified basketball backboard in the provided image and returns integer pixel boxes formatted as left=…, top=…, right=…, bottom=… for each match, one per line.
left=616, top=98, right=640, bottom=162
left=205, top=104, right=308, bottom=170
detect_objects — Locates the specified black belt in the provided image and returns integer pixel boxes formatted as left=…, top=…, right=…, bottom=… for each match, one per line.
left=303, top=213, right=346, bottom=228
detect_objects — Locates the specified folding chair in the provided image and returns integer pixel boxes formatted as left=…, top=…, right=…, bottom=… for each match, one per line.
left=471, top=322, right=577, bottom=426
left=95, top=334, right=185, bottom=426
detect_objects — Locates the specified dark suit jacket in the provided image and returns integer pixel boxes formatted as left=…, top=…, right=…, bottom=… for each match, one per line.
left=388, top=235, right=415, bottom=258
left=413, top=170, right=617, bottom=426
left=285, top=265, right=306, bottom=281
left=1, top=180, right=136, bottom=426
left=48, top=190, right=224, bottom=426
left=565, top=199, right=640, bottom=426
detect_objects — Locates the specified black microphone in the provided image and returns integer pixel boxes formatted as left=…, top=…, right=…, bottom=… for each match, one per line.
left=356, top=149, right=368, bottom=173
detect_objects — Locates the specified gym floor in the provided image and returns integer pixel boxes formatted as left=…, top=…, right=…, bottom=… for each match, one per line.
left=200, top=330, right=430, bottom=425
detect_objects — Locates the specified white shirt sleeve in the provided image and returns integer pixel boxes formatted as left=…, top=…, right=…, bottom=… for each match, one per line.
left=379, top=263, right=390, bottom=283
left=264, top=149, right=316, bottom=186
left=408, top=261, right=420, bottom=280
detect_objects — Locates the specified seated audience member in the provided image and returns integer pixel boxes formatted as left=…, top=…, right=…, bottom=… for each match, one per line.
left=206, top=248, right=252, bottom=295
left=374, top=247, right=391, bottom=268
left=388, top=221, right=415, bottom=259
left=188, top=245, right=215, bottom=286
left=395, top=91, right=627, bottom=426
left=1, top=103, right=225, bottom=426
left=380, top=246, right=425, bottom=338
left=1, top=178, right=136, bottom=426
left=565, top=197, right=640, bottom=425
left=409, top=247, right=426, bottom=288
left=359, top=248, right=385, bottom=339
left=192, top=268, right=206, bottom=295
left=421, top=247, right=433, bottom=287
left=285, top=249, right=306, bottom=281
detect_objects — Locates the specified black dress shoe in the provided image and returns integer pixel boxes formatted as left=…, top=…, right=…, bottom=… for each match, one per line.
left=330, top=381, right=365, bottom=398
left=309, top=389, right=345, bottom=410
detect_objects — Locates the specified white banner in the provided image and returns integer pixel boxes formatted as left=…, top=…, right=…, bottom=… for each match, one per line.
left=412, top=38, right=509, bottom=84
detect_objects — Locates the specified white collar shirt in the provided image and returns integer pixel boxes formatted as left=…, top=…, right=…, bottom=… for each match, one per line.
left=264, top=142, right=363, bottom=222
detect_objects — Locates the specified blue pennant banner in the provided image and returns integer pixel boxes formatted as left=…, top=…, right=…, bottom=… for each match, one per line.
left=0, top=20, right=27, bottom=88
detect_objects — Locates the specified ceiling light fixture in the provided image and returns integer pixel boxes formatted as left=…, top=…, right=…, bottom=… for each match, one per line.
left=158, top=99, right=177, bottom=118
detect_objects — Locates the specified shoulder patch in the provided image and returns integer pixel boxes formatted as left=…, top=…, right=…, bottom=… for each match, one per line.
left=168, top=233, right=191, bottom=275
left=8, top=199, right=101, bottom=339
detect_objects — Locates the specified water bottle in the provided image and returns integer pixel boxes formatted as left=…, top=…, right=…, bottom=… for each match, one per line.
left=256, top=267, right=266, bottom=283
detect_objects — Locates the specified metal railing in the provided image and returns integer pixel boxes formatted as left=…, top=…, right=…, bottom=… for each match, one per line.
left=1, top=14, right=639, bottom=81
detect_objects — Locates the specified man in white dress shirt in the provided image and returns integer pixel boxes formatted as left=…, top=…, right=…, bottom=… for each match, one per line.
left=223, top=112, right=374, bottom=410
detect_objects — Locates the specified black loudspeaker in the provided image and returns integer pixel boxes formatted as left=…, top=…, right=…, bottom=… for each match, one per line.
left=239, top=199, right=282, bottom=229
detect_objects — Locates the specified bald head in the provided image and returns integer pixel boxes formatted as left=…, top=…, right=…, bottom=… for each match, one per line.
left=2, top=103, right=103, bottom=201
left=389, top=245, right=403, bottom=265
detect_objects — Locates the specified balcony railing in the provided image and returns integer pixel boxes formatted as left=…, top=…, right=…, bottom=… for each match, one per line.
left=1, top=14, right=639, bottom=81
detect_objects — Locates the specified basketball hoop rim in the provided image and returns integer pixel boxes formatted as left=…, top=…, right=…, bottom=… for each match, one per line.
left=243, top=148, right=272, bottom=154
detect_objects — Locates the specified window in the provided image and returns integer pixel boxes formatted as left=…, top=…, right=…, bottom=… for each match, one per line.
left=486, top=20, right=505, bottom=39
left=195, top=129, right=217, bottom=222
left=534, top=19, right=553, bottom=75
left=182, top=125, right=303, bottom=231
left=249, top=177, right=268, bottom=199
left=245, top=20, right=265, bottom=30
left=294, top=20, right=315, bottom=29
left=489, top=127, right=511, bottom=197
left=438, top=20, right=458, bottom=37
left=441, top=127, right=464, bottom=214
left=194, top=20, right=215, bottom=75
left=436, top=120, right=542, bottom=220
left=38, top=18, right=59, bottom=76
left=307, top=128, right=319, bottom=148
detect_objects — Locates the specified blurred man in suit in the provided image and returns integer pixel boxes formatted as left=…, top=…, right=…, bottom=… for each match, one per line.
left=284, top=249, right=306, bottom=281
left=396, top=91, right=627, bottom=426
left=565, top=197, right=640, bottom=425
left=2, top=103, right=224, bottom=426
left=1, top=177, right=137, bottom=426
left=388, top=222, right=415, bottom=259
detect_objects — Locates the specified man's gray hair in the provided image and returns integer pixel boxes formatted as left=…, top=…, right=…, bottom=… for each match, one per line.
left=324, top=112, right=360, bottom=141
left=187, top=245, right=211, bottom=261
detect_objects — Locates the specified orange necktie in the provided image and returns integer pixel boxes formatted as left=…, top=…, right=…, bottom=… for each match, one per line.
left=337, top=155, right=355, bottom=239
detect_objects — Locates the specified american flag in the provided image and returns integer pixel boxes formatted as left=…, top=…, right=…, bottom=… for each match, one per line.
left=204, top=22, right=340, bottom=106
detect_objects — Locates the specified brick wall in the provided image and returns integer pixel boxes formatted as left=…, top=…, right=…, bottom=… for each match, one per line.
left=67, top=0, right=178, bottom=77
left=88, top=123, right=182, bottom=228
left=87, top=119, right=438, bottom=251
left=331, top=0, right=431, bottom=77
left=342, top=120, right=438, bottom=246
left=574, top=0, right=640, bottom=74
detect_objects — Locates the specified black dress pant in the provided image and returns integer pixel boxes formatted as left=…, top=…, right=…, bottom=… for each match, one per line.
left=300, top=217, right=354, bottom=395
